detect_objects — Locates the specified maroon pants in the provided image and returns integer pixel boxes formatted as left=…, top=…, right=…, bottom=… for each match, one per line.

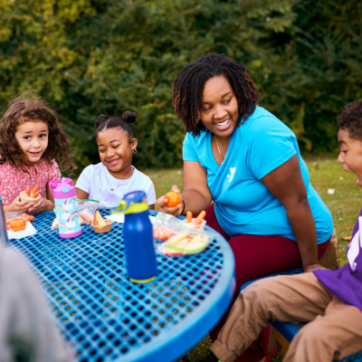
left=205, top=203, right=331, bottom=361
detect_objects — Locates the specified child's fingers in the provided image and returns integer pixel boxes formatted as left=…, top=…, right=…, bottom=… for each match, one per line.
left=26, top=202, right=36, bottom=211
left=17, top=200, right=28, bottom=205
left=16, top=200, right=29, bottom=208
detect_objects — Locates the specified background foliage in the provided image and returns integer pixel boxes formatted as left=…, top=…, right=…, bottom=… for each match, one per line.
left=0, top=0, right=361, bottom=172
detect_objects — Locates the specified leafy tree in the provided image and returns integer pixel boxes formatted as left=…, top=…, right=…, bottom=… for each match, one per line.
left=0, top=0, right=361, bottom=171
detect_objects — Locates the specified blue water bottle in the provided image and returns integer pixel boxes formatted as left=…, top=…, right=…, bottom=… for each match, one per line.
left=113, top=191, right=157, bottom=283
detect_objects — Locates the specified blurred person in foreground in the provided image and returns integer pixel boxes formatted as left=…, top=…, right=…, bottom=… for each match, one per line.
left=0, top=245, right=74, bottom=362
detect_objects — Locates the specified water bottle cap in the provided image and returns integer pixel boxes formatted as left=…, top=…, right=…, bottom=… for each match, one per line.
left=111, top=190, right=148, bottom=214
left=123, top=191, right=146, bottom=203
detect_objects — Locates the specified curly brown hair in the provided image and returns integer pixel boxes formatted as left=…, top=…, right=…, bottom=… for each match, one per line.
left=0, top=94, right=76, bottom=174
left=337, top=99, right=362, bottom=140
left=173, top=53, right=260, bottom=136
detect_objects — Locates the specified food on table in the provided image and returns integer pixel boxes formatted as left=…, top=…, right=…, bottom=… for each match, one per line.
left=163, top=232, right=208, bottom=254
left=20, top=185, right=41, bottom=203
left=166, top=232, right=189, bottom=246
left=5, top=218, right=12, bottom=230
left=193, top=210, right=206, bottom=225
left=52, top=218, right=59, bottom=230
left=93, top=210, right=106, bottom=226
left=79, top=209, right=93, bottom=225
left=161, top=248, right=184, bottom=256
left=9, top=218, right=26, bottom=232
left=93, top=211, right=112, bottom=233
left=184, top=210, right=206, bottom=229
left=153, top=225, right=178, bottom=241
left=5, top=213, right=34, bottom=230
left=19, top=213, right=34, bottom=222
left=164, top=191, right=181, bottom=207
left=183, top=235, right=208, bottom=250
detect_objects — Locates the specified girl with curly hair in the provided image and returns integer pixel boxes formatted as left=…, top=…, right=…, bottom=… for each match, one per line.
left=0, top=94, right=76, bottom=213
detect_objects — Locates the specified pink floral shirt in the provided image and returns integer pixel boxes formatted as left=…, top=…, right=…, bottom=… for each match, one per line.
left=0, top=159, right=61, bottom=205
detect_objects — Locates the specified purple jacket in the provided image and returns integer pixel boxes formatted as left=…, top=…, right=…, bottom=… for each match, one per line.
left=314, top=209, right=362, bottom=312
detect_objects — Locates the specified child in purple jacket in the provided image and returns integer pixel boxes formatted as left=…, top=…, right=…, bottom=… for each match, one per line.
left=207, top=99, right=362, bottom=362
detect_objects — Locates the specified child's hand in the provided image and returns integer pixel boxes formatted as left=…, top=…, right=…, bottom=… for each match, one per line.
left=27, top=198, right=54, bottom=214
left=6, top=197, right=31, bottom=213
left=303, top=263, right=326, bottom=273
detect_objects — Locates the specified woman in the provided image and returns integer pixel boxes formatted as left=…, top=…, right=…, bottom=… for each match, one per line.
left=156, top=53, right=333, bottom=362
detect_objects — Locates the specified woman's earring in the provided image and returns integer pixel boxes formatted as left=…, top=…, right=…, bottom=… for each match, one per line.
left=133, top=148, right=137, bottom=154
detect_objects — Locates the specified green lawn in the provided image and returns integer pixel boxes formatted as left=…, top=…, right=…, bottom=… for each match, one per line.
left=142, top=155, right=362, bottom=361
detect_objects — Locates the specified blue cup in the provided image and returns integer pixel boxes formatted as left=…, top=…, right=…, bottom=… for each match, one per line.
left=113, top=191, right=157, bottom=283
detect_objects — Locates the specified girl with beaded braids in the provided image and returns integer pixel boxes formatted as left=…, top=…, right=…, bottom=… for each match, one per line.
left=75, top=112, right=156, bottom=209
left=156, top=53, right=333, bottom=362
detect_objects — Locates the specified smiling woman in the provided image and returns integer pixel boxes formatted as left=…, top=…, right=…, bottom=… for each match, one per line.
left=156, top=53, right=334, bottom=362
left=75, top=112, right=156, bottom=209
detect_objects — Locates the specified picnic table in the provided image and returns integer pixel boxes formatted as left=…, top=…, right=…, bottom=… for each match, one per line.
left=9, top=209, right=235, bottom=362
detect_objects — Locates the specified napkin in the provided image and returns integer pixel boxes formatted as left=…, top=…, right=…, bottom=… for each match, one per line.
left=7, top=222, right=37, bottom=240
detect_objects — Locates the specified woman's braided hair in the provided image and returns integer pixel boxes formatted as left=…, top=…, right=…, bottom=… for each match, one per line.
left=173, top=53, right=260, bottom=136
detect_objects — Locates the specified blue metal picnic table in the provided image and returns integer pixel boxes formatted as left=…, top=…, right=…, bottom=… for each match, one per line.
left=9, top=209, right=235, bottom=362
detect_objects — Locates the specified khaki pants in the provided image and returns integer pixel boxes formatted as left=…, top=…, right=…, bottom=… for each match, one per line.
left=211, top=273, right=362, bottom=362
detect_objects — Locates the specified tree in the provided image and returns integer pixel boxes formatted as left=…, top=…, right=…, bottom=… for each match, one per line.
left=1, top=0, right=361, bottom=170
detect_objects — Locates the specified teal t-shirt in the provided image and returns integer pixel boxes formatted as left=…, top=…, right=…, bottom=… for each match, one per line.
left=182, top=106, right=333, bottom=244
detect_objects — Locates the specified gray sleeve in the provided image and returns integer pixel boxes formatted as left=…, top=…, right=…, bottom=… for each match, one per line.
left=0, top=247, right=75, bottom=362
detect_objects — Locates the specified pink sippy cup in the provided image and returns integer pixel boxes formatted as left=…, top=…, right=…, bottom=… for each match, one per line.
left=50, top=178, right=82, bottom=238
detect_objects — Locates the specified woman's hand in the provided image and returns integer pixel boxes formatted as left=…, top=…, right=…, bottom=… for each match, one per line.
left=155, top=185, right=183, bottom=216
left=27, top=198, right=54, bottom=214
left=5, top=197, right=31, bottom=213
left=303, top=263, right=326, bottom=273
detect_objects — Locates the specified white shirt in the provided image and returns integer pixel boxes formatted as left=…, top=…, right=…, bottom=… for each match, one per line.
left=76, top=163, right=156, bottom=208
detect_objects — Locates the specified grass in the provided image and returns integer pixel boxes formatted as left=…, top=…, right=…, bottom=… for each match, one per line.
left=141, top=154, right=362, bottom=361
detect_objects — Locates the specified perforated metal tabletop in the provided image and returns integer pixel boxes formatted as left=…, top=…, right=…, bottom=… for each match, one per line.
left=9, top=210, right=235, bottom=362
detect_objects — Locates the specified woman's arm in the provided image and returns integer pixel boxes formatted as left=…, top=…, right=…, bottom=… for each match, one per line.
left=155, top=161, right=212, bottom=216
left=181, top=160, right=213, bottom=215
left=261, top=154, right=323, bottom=272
